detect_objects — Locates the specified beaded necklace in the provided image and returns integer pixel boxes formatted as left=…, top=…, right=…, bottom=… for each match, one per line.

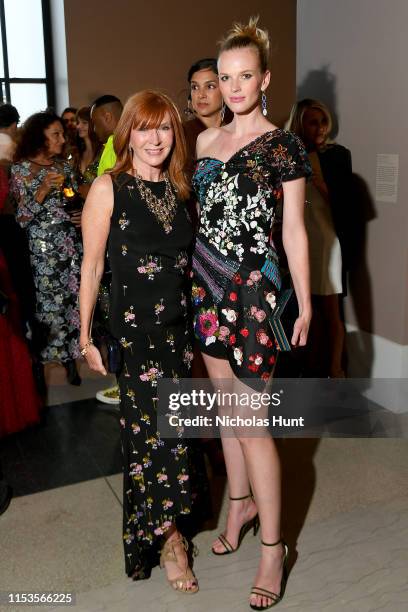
left=132, top=171, right=177, bottom=234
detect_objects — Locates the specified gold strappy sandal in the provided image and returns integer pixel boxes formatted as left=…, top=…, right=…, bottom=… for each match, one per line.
left=160, top=534, right=199, bottom=594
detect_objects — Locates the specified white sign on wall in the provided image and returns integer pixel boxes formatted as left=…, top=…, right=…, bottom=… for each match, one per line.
left=375, top=154, right=399, bottom=204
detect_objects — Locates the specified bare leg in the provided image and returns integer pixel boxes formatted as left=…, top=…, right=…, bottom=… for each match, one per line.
left=239, top=436, right=285, bottom=609
left=202, top=353, right=257, bottom=552
left=202, top=353, right=284, bottom=608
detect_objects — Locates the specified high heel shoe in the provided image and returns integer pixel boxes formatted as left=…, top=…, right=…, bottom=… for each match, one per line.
left=249, top=539, right=288, bottom=610
left=212, top=494, right=259, bottom=555
left=160, top=534, right=199, bottom=594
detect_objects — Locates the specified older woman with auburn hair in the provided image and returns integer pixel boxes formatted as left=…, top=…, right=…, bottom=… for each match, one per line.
left=79, top=90, right=207, bottom=592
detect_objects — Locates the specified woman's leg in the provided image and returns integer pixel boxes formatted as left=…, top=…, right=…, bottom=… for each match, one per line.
left=203, top=353, right=285, bottom=608
left=238, top=435, right=285, bottom=609
left=202, top=353, right=257, bottom=552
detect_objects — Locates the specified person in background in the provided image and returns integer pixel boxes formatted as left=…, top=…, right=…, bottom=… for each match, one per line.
left=183, top=58, right=231, bottom=181
left=0, top=103, right=19, bottom=162
left=91, top=95, right=123, bottom=176
left=61, top=106, right=77, bottom=133
left=287, top=98, right=351, bottom=377
left=89, top=94, right=123, bottom=405
left=74, top=106, right=102, bottom=199
left=183, top=58, right=228, bottom=472
left=61, top=106, right=78, bottom=161
left=0, top=104, right=39, bottom=384
left=11, top=111, right=82, bottom=385
left=0, top=158, right=42, bottom=437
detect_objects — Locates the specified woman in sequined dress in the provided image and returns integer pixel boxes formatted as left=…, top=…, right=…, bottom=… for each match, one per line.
left=11, top=112, right=82, bottom=377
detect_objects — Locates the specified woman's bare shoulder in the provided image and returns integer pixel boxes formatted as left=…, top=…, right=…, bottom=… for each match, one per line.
left=196, top=127, right=224, bottom=158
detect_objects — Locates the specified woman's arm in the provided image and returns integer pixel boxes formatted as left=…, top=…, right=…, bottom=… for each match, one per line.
left=79, top=174, right=114, bottom=375
left=282, top=177, right=311, bottom=347
left=11, top=164, right=64, bottom=226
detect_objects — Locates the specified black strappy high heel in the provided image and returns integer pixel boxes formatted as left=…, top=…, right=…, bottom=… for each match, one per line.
left=212, top=494, right=259, bottom=556
left=249, top=539, right=288, bottom=610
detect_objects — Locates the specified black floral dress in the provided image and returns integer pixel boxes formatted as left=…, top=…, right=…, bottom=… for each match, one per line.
left=191, top=129, right=311, bottom=381
left=11, top=160, right=81, bottom=363
left=108, top=174, right=208, bottom=579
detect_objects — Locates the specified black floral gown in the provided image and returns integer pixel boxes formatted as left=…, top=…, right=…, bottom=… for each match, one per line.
left=191, top=129, right=311, bottom=381
left=108, top=174, right=208, bottom=579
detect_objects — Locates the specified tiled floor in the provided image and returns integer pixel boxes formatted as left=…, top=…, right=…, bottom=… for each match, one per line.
left=1, top=365, right=408, bottom=611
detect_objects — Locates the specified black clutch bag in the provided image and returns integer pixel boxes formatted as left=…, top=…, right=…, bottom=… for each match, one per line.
left=93, top=328, right=123, bottom=375
left=268, top=288, right=298, bottom=351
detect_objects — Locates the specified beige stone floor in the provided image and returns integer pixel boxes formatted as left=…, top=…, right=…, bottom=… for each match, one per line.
left=2, top=366, right=408, bottom=610
left=1, top=437, right=408, bottom=612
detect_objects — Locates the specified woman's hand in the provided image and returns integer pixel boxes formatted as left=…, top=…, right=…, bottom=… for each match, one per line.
left=35, top=172, right=64, bottom=203
left=291, top=312, right=311, bottom=347
left=42, top=172, right=64, bottom=193
left=83, top=344, right=107, bottom=376
left=70, top=210, right=82, bottom=228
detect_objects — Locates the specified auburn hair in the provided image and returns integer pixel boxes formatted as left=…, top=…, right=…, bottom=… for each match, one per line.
left=110, top=90, right=190, bottom=200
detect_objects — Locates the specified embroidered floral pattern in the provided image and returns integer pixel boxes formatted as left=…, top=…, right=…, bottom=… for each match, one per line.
left=191, top=130, right=311, bottom=380
left=108, top=173, right=210, bottom=580
left=137, top=255, right=162, bottom=280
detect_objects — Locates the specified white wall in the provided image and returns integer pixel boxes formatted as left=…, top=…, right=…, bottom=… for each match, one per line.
left=49, top=0, right=69, bottom=112
left=297, top=0, right=408, bottom=376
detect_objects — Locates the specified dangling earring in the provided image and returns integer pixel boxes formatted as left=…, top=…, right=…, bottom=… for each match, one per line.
left=220, top=102, right=226, bottom=124
left=261, top=92, right=268, bottom=116
left=129, top=145, right=133, bottom=156
left=184, top=98, right=193, bottom=117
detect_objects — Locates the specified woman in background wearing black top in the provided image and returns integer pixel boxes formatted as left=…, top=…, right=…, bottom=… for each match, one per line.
left=287, top=98, right=353, bottom=377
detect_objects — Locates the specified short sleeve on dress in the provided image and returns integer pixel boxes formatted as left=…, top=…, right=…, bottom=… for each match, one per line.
left=280, top=131, right=312, bottom=183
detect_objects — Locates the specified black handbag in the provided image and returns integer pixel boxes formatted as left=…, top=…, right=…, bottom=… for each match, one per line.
left=268, top=288, right=299, bottom=351
left=93, top=327, right=123, bottom=375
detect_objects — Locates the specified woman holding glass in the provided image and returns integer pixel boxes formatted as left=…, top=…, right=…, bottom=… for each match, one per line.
left=11, top=111, right=82, bottom=382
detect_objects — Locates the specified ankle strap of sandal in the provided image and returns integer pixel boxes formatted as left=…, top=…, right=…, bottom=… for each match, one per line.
left=229, top=493, right=252, bottom=500
left=261, top=538, right=282, bottom=546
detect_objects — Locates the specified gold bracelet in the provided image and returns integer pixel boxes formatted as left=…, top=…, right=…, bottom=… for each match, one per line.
left=80, top=338, right=94, bottom=356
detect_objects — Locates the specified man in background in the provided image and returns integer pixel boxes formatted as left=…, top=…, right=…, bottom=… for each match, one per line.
left=90, top=95, right=122, bottom=175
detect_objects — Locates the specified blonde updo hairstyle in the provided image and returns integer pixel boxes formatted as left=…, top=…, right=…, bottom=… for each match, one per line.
left=218, top=16, right=270, bottom=73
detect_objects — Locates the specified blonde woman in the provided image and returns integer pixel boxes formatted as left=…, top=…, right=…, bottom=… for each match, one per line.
left=287, top=98, right=352, bottom=378
left=191, top=17, right=311, bottom=610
